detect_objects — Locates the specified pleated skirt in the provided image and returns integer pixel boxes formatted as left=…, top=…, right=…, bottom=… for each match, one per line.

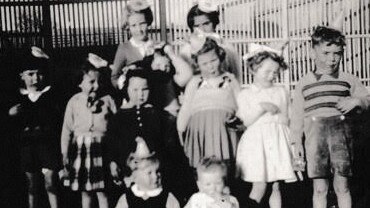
left=183, top=109, right=238, bottom=168
left=62, top=134, right=105, bottom=191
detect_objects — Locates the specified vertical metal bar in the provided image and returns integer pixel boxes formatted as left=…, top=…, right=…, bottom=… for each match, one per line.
left=159, top=0, right=167, bottom=42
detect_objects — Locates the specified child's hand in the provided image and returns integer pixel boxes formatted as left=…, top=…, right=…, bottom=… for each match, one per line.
left=62, top=154, right=69, bottom=166
left=259, top=102, right=280, bottom=114
left=336, top=97, right=362, bottom=114
left=8, top=104, right=22, bottom=116
left=163, top=44, right=175, bottom=56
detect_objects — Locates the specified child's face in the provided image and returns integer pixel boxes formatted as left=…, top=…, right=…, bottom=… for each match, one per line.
left=134, top=163, right=161, bottom=191
left=197, top=170, right=225, bottom=198
left=197, top=49, right=221, bottom=78
left=79, top=70, right=100, bottom=96
left=253, top=58, right=279, bottom=86
left=20, top=69, right=44, bottom=89
left=312, top=43, right=343, bottom=74
left=151, top=54, right=171, bottom=73
left=127, top=77, right=149, bottom=106
left=128, top=13, right=148, bottom=41
left=194, top=14, right=215, bottom=33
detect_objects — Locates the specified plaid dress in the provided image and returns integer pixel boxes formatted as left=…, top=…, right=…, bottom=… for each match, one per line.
left=61, top=93, right=117, bottom=191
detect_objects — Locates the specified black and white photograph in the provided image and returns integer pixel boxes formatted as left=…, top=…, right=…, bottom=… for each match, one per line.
left=1, top=0, right=370, bottom=207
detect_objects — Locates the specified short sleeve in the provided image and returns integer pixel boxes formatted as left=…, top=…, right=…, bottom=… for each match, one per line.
left=115, top=194, right=128, bottom=208
left=166, top=193, right=180, bottom=208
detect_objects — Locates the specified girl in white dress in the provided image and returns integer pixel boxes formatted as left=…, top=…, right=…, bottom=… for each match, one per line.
left=236, top=44, right=296, bottom=208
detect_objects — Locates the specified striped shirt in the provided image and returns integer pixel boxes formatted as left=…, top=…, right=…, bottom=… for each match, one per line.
left=290, top=71, right=370, bottom=143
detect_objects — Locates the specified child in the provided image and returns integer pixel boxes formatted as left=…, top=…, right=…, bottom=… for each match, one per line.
left=61, top=53, right=117, bottom=208
left=180, top=0, right=241, bottom=81
left=185, top=157, right=239, bottom=208
left=8, top=46, right=60, bottom=208
left=111, top=0, right=154, bottom=88
left=107, top=69, right=165, bottom=183
left=236, top=43, right=296, bottom=208
left=115, top=151, right=180, bottom=208
left=177, top=37, right=240, bottom=170
left=290, top=24, right=370, bottom=208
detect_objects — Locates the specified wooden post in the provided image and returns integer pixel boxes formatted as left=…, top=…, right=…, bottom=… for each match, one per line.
left=159, top=0, right=167, bottom=42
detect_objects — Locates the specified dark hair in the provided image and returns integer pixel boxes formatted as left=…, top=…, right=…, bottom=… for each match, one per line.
left=191, top=37, right=226, bottom=64
left=73, top=59, right=111, bottom=95
left=18, top=47, right=51, bottom=87
left=187, top=5, right=220, bottom=32
left=246, top=51, right=288, bottom=72
left=311, top=26, right=346, bottom=47
left=121, top=68, right=151, bottom=101
left=124, top=7, right=153, bottom=28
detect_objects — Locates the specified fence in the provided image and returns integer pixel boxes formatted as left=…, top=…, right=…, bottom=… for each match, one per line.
left=1, top=0, right=370, bottom=89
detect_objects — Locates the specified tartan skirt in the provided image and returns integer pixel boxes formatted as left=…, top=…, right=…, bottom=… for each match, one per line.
left=61, top=134, right=106, bottom=191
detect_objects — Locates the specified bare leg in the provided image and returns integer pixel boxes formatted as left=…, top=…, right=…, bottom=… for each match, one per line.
left=25, top=172, right=41, bottom=208
left=249, top=182, right=267, bottom=203
left=269, top=182, right=281, bottom=208
left=82, top=192, right=93, bottom=208
left=333, top=174, right=351, bottom=208
left=43, top=169, right=58, bottom=208
left=313, top=178, right=329, bottom=208
left=96, top=192, right=109, bottom=208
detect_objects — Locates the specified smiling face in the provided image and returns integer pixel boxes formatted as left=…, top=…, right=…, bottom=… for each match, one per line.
left=134, top=162, right=161, bottom=191
left=20, top=69, right=45, bottom=90
left=253, top=58, right=280, bottom=87
left=79, top=70, right=100, bottom=97
left=193, top=14, right=215, bottom=33
left=127, top=76, right=149, bottom=106
left=197, top=49, right=221, bottom=78
left=312, top=43, right=343, bottom=74
left=197, top=170, right=225, bottom=198
left=128, top=13, right=149, bottom=42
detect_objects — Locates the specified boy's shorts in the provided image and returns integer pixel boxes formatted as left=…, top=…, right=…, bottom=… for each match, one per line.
left=304, top=115, right=353, bottom=178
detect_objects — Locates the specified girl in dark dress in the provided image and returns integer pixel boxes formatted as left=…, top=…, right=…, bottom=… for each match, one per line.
left=8, top=46, right=61, bottom=208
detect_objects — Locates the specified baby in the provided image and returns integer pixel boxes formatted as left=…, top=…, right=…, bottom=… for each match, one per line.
left=185, top=157, right=239, bottom=208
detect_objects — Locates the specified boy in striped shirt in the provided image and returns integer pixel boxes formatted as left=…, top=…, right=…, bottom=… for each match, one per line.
left=290, top=26, right=370, bottom=208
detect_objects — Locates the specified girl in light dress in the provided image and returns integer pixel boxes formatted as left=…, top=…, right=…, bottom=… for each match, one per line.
left=177, top=37, right=240, bottom=170
left=236, top=44, right=296, bottom=208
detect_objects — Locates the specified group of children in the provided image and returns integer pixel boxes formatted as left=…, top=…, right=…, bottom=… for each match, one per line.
left=6, top=0, right=370, bottom=208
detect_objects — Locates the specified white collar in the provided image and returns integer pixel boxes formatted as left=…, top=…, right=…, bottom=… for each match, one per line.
left=20, top=86, right=51, bottom=102
left=131, top=184, right=163, bottom=199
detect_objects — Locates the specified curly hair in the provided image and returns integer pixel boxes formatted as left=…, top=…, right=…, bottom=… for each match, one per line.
left=121, top=67, right=152, bottom=101
left=187, top=4, right=220, bottom=32
left=311, top=26, right=346, bottom=47
left=191, top=37, right=226, bottom=65
left=246, top=51, right=288, bottom=72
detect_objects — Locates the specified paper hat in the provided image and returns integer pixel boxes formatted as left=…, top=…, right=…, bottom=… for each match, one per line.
left=134, top=136, right=153, bottom=158
left=242, top=43, right=283, bottom=61
left=87, top=53, right=108, bottom=69
left=127, top=0, right=150, bottom=12
left=328, top=10, right=344, bottom=32
left=196, top=0, right=218, bottom=13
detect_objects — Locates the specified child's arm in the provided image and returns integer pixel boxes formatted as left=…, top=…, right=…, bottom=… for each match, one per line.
left=236, top=90, right=265, bottom=127
left=60, top=99, right=74, bottom=165
left=177, top=77, right=200, bottom=133
left=111, top=44, right=128, bottom=88
left=289, top=82, right=305, bottom=158
left=337, top=76, right=370, bottom=113
left=164, top=45, right=193, bottom=87
left=8, top=103, right=22, bottom=116
left=166, top=193, right=180, bottom=208
left=115, top=194, right=129, bottom=208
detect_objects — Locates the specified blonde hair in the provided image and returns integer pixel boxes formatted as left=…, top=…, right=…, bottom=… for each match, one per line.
left=196, top=157, right=227, bottom=181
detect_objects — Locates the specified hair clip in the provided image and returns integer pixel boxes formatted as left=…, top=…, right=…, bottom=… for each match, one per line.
left=31, top=46, right=50, bottom=59
left=197, top=0, right=218, bottom=13
left=87, top=53, right=108, bottom=69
